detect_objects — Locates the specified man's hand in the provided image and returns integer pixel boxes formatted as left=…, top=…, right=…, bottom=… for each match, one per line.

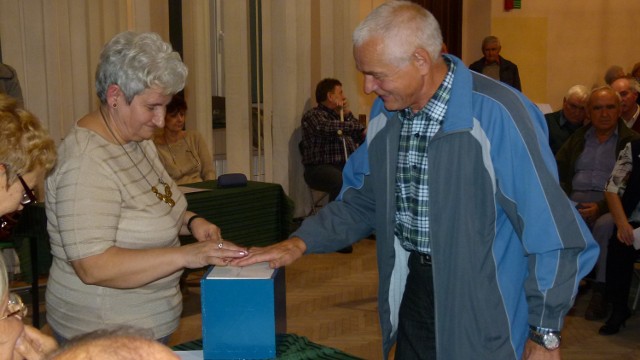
left=576, top=202, right=599, bottom=224
left=522, top=339, right=560, bottom=360
left=616, top=221, right=635, bottom=246
left=230, top=237, right=307, bottom=269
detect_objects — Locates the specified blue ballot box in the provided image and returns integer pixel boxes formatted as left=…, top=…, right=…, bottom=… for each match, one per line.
left=201, top=264, right=286, bottom=359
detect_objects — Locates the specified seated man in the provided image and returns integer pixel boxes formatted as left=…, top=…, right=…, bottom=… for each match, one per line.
left=545, top=85, right=589, bottom=154
left=300, top=78, right=365, bottom=201
left=600, top=139, right=640, bottom=336
left=49, top=326, right=177, bottom=359
left=611, top=77, right=640, bottom=132
left=556, top=86, right=640, bottom=321
left=469, top=36, right=521, bottom=91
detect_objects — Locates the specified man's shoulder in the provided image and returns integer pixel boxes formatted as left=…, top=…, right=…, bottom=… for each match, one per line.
left=499, top=56, right=518, bottom=69
left=619, top=119, right=640, bottom=140
left=301, top=106, right=322, bottom=121
left=544, top=110, right=562, bottom=121
left=468, top=58, right=485, bottom=72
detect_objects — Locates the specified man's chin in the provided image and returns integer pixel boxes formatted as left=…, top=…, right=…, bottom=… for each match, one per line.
left=381, top=98, right=401, bottom=112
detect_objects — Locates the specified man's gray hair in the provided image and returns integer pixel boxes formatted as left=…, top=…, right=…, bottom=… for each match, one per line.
left=565, top=85, right=589, bottom=102
left=587, top=85, right=621, bottom=107
left=95, top=31, right=188, bottom=104
left=353, top=0, right=443, bottom=66
left=481, top=36, right=501, bottom=50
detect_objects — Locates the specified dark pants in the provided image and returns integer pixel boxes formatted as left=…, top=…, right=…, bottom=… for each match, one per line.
left=395, top=252, right=436, bottom=360
left=303, top=163, right=344, bottom=201
left=605, top=225, right=640, bottom=312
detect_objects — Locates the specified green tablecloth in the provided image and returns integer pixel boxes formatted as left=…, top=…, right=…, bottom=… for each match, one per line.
left=184, top=180, right=294, bottom=247
left=172, top=334, right=363, bottom=360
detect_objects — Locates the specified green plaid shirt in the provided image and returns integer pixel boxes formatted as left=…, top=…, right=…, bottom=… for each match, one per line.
left=395, top=58, right=454, bottom=254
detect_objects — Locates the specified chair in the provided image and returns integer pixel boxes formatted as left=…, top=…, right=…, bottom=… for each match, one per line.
left=7, top=205, right=50, bottom=327
left=298, top=141, right=329, bottom=217
left=307, top=189, right=328, bottom=216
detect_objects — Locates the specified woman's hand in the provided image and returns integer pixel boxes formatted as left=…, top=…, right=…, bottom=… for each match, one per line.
left=181, top=239, right=248, bottom=269
left=0, top=316, right=23, bottom=360
left=13, top=325, right=57, bottom=360
left=189, top=216, right=222, bottom=243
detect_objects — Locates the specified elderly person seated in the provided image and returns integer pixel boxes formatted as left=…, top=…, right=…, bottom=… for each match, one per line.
left=48, top=326, right=178, bottom=359
left=154, top=94, right=216, bottom=185
left=44, top=31, right=248, bottom=344
left=545, top=85, right=589, bottom=154
left=556, top=86, right=640, bottom=321
left=0, top=93, right=58, bottom=359
left=600, top=138, right=640, bottom=335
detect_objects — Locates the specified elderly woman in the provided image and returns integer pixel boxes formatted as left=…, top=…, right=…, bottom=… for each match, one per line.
left=45, top=31, right=248, bottom=343
left=154, top=94, right=216, bottom=184
left=0, top=94, right=58, bottom=359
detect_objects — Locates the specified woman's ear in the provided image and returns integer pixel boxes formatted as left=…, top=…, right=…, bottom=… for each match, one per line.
left=106, top=85, right=122, bottom=107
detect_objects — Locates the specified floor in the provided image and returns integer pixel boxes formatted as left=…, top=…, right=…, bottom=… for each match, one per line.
left=15, top=239, right=640, bottom=359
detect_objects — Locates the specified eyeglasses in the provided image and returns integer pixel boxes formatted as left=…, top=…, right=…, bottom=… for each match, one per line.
left=0, top=293, right=27, bottom=320
left=17, top=174, right=37, bottom=205
left=566, top=102, right=586, bottom=112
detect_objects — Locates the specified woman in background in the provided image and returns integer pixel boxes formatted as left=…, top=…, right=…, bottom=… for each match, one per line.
left=0, top=93, right=57, bottom=359
left=45, top=31, right=247, bottom=344
left=154, top=94, right=215, bottom=184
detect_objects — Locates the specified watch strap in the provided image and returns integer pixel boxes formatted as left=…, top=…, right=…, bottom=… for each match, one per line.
left=528, top=326, right=561, bottom=350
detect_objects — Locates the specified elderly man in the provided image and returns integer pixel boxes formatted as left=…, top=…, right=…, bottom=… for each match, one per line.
left=300, top=78, right=364, bottom=202
left=469, top=35, right=521, bottom=91
left=545, top=85, right=589, bottom=154
left=236, top=2, right=597, bottom=359
left=611, top=77, right=640, bottom=132
left=556, top=86, right=640, bottom=321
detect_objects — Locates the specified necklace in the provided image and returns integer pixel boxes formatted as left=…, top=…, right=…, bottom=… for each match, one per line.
left=164, top=132, right=201, bottom=168
left=99, top=107, right=175, bottom=207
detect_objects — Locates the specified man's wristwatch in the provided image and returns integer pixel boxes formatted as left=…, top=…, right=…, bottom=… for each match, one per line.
left=528, top=325, right=561, bottom=350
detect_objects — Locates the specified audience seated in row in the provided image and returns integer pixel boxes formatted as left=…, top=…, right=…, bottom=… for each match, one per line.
left=555, top=86, right=640, bottom=322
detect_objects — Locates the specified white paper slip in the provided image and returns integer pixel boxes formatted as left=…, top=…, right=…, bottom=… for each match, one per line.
left=207, top=262, right=275, bottom=279
left=178, top=186, right=211, bottom=194
left=633, top=227, right=640, bottom=250
left=174, top=350, right=203, bottom=360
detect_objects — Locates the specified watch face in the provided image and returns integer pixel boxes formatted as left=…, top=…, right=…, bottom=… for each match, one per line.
left=543, top=334, right=560, bottom=350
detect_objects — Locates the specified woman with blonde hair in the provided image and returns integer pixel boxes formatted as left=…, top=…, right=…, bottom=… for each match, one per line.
left=0, top=93, right=57, bottom=359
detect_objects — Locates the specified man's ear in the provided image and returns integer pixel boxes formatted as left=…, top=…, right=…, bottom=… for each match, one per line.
left=413, top=48, right=433, bottom=75
left=326, top=92, right=335, bottom=105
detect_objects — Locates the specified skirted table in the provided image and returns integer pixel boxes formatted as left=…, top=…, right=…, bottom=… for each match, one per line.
left=172, top=334, right=363, bottom=360
left=182, top=180, right=294, bottom=247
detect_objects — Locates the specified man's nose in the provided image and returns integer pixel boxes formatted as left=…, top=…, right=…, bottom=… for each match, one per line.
left=363, top=76, right=377, bottom=95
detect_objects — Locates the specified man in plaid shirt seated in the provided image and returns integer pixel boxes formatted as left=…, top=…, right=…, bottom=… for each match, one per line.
left=300, top=78, right=365, bottom=201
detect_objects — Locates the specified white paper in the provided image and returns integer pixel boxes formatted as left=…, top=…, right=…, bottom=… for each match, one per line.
left=178, top=186, right=211, bottom=194
left=633, top=227, right=640, bottom=250
left=174, top=350, right=203, bottom=360
left=207, top=262, right=275, bottom=279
